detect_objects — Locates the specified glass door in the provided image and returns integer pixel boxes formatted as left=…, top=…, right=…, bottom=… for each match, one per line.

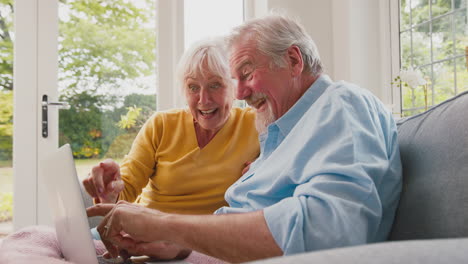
left=12, top=0, right=158, bottom=229
left=57, top=0, right=157, bottom=182
left=0, top=0, right=14, bottom=237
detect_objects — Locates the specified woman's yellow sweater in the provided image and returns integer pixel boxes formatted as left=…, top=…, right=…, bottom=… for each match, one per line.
left=118, top=107, right=259, bottom=214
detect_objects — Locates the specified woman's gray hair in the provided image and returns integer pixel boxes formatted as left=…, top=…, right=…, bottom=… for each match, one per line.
left=227, top=14, right=323, bottom=76
left=176, top=37, right=234, bottom=94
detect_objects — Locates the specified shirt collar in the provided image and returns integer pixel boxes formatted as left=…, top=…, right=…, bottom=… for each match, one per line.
left=274, top=74, right=332, bottom=137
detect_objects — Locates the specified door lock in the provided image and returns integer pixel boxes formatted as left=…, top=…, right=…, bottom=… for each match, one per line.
left=42, top=95, right=70, bottom=138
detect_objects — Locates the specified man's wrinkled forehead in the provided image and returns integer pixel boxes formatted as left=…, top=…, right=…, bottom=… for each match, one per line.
left=229, top=38, right=257, bottom=78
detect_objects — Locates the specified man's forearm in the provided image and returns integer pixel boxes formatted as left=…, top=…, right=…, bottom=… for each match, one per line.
left=161, top=210, right=283, bottom=263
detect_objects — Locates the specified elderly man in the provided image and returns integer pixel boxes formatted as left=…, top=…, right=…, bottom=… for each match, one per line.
left=87, top=15, right=402, bottom=263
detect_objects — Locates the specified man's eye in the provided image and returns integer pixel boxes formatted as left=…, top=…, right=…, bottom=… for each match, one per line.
left=241, top=65, right=254, bottom=81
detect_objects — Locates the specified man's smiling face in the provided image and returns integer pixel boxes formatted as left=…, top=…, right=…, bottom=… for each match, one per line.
left=230, top=37, right=295, bottom=133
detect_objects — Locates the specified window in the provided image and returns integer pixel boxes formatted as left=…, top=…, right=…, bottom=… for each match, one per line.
left=0, top=0, right=13, bottom=237
left=184, top=0, right=244, bottom=49
left=398, top=0, right=467, bottom=116
left=183, top=0, right=245, bottom=108
left=58, top=0, right=157, bottom=180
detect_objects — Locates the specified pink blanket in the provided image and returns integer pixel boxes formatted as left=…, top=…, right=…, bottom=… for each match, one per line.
left=0, top=226, right=226, bottom=264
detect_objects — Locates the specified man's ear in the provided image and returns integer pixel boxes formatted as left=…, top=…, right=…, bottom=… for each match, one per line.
left=287, top=45, right=304, bottom=77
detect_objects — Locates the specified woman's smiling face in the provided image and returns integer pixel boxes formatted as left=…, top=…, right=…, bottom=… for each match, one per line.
left=184, top=69, right=234, bottom=133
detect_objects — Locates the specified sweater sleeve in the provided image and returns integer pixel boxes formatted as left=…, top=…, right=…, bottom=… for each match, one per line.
left=118, top=113, right=162, bottom=202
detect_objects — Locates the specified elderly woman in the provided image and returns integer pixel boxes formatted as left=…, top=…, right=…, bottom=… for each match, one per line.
left=82, top=38, right=259, bottom=216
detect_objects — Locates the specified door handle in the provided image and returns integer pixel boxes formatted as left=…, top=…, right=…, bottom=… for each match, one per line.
left=41, top=94, right=70, bottom=138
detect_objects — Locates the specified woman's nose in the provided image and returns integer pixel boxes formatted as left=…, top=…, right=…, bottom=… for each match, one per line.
left=198, top=88, right=211, bottom=105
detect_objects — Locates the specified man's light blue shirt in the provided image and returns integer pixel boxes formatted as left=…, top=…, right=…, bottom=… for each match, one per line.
left=215, top=75, right=402, bottom=255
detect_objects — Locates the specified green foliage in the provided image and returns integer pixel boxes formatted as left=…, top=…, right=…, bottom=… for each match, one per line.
left=399, top=1, right=467, bottom=116
left=58, top=0, right=156, bottom=92
left=0, top=0, right=13, bottom=91
left=104, top=132, right=138, bottom=159
left=0, top=192, right=13, bottom=222
left=59, top=91, right=113, bottom=158
left=118, top=106, right=142, bottom=130
left=123, top=93, right=156, bottom=128
left=59, top=92, right=155, bottom=159
left=0, top=90, right=12, bottom=160
left=0, top=1, right=158, bottom=160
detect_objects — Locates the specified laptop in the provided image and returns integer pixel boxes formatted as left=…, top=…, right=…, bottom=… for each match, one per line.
left=41, top=144, right=189, bottom=264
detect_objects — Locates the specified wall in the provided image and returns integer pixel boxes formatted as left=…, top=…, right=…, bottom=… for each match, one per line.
left=268, top=0, right=334, bottom=77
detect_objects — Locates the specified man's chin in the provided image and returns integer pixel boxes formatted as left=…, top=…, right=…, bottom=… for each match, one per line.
left=255, top=111, right=275, bottom=134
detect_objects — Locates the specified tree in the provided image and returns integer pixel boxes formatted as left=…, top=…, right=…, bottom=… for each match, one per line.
left=0, top=90, right=12, bottom=159
left=103, top=93, right=156, bottom=158
left=0, top=0, right=158, bottom=159
left=0, top=0, right=13, bottom=91
left=58, top=0, right=156, bottom=95
left=0, top=0, right=156, bottom=92
left=399, top=0, right=467, bottom=116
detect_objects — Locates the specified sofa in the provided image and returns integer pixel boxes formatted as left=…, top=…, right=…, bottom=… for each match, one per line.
left=83, top=90, right=468, bottom=263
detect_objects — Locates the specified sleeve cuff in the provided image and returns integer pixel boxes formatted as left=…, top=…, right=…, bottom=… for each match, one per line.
left=263, top=198, right=306, bottom=255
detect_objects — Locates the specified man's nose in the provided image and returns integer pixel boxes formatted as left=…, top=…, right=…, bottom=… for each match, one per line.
left=236, top=81, right=251, bottom=100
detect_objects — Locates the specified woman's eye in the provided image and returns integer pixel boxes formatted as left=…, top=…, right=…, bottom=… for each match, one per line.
left=210, top=82, right=221, bottom=89
left=188, top=84, right=199, bottom=92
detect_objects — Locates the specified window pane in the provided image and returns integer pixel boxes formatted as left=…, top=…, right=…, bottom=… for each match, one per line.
left=455, top=56, right=468, bottom=93
left=412, top=0, right=430, bottom=24
left=412, top=22, right=432, bottom=66
left=184, top=0, right=244, bottom=107
left=402, top=65, right=431, bottom=116
left=433, top=59, right=456, bottom=104
left=401, top=30, right=413, bottom=68
left=432, top=15, right=453, bottom=61
left=0, top=0, right=13, bottom=237
left=184, top=0, right=244, bottom=49
left=454, top=9, right=468, bottom=56
left=58, top=0, right=157, bottom=180
left=455, top=0, right=467, bottom=9
left=431, top=0, right=452, bottom=18
left=400, top=0, right=412, bottom=30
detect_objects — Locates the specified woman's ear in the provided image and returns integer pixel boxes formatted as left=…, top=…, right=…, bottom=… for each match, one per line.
left=287, top=45, right=304, bottom=77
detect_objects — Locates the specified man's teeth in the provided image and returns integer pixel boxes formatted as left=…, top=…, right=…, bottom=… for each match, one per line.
left=200, top=109, right=216, bottom=114
left=251, top=98, right=265, bottom=109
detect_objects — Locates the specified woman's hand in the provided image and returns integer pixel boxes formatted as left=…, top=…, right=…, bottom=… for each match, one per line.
left=82, top=159, right=124, bottom=204
left=242, top=161, right=253, bottom=175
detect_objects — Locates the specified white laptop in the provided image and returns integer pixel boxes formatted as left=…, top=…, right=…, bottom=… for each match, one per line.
left=41, top=144, right=189, bottom=264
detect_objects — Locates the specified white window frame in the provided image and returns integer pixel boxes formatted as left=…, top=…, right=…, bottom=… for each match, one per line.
left=390, top=0, right=402, bottom=115
left=156, top=0, right=185, bottom=110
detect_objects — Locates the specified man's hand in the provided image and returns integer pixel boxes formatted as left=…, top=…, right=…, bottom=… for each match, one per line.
left=82, top=159, right=124, bottom=204
left=86, top=201, right=190, bottom=259
left=103, top=241, right=191, bottom=261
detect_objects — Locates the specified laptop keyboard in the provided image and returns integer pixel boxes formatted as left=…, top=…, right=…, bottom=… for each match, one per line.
left=97, top=255, right=133, bottom=264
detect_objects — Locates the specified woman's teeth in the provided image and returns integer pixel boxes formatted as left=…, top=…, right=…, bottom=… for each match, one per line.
left=200, top=109, right=216, bottom=115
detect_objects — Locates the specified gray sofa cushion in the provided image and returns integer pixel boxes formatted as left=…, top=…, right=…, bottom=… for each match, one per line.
left=389, top=91, right=468, bottom=240
left=247, top=238, right=468, bottom=264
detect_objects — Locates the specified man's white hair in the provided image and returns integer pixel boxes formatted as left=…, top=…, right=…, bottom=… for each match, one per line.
left=227, top=14, right=323, bottom=76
